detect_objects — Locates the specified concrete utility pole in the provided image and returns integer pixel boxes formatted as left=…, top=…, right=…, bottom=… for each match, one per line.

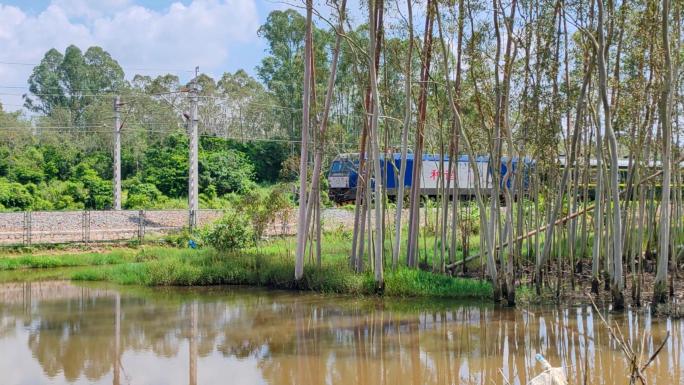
left=113, top=96, right=122, bottom=210
left=188, top=69, right=199, bottom=229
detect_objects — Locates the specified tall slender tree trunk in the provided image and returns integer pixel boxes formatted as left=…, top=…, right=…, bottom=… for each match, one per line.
left=536, top=57, right=594, bottom=294
left=304, top=0, right=347, bottom=267
left=351, top=107, right=370, bottom=272
left=654, top=0, right=672, bottom=305
left=295, top=0, right=313, bottom=280
left=495, top=0, right=518, bottom=306
left=438, top=1, right=499, bottom=297
left=596, top=0, right=625, bottom=310
left=393, top=0, right=414, bottom=270
left=590, top=104, right=604, bottom=294
left=368, top=0, right=385, bottom=288
left=407, top=0, right=434, bottom=268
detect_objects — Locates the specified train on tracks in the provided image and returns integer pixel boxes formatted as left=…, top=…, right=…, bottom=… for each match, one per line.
left=327, top=153, right=671, bottom=204
left=327, top=153, right=535, bottom=203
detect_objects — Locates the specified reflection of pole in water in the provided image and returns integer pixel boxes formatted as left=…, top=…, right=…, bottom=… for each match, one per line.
left=113, top=293, right=120, bottom=385
left=294, top=300, right=308, bottom=385
left=22, top=282, right=31, bottom=314
left=409, top=320, right=420, bottom=385
left=189, top=301, right=198, bottom=385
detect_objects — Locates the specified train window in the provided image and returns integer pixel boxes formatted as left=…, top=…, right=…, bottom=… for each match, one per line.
left=331, top=161, right=343, bottom=173
left=619, top=170, right=628, bottom=183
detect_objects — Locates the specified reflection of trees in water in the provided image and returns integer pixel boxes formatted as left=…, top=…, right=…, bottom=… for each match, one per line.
left=2, top=284, right=682, bottom=385
left=216, top=300, right=681, bottom=385
left=26, top=298, right=117, bottom=381
left=0, top=312, right=15, bottom=339
left=5, top=291, right=190, bottom=382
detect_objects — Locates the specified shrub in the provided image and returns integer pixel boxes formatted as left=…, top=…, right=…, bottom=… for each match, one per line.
left=164, top=228, right=202, bottom=248
left=124, top=180, right=166, bottom=209
left=459, top=202, right=480, bottom=236
left=278, top=155, right=299, bottom=181
left=9, top=147, right=45, bottom=184
left=73, top=166, right=112, bottom=209
left=204, top=210, right=255, bottom=252
left=0, top=177, right=34, bottom=209
left=33, top=180, right=87, bottom=210
left=199, top=150, right=255, bottom=194
left=238, top=184, right=293, bottom=239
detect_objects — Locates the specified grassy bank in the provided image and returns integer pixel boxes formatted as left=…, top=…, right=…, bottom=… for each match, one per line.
left=0, top=248, right=139, bottom=270
left=0, top=228, right=493, bottom=299
left=68, top=247, right=492, bottom=299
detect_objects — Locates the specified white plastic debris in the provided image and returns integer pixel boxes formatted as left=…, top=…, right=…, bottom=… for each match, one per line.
left=527, top=354, right=568, bottom=385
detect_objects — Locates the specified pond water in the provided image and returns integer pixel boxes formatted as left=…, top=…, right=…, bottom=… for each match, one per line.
left=0, top=281, right=681, bottom=385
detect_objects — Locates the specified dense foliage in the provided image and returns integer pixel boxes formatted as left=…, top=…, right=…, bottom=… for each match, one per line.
left=204, top=209, right=255, bottom=252
left=0, top=115, right=287, bottom=210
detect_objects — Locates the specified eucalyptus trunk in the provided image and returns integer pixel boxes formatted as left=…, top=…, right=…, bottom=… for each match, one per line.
left=392, top=0, right=414, bottom=270
left=294, top=0, right=313, bottom=281
left=368, top=0, right=385, bottom=288
left=654, top=0, right=672, bottom=305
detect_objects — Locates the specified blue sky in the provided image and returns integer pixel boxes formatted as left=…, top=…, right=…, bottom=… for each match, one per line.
left=0, top=0, right=321, bottom=111
left=0, top=1, right=299, bottom=71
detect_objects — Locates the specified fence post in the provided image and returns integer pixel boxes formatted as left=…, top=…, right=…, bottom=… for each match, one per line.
left=189, top=209, right=197, bottom=231
left=82, top=210, right=90, bottom=244
left=23, top=211, right=32, bottom=247
left=138, top=210, right=145, bottom=243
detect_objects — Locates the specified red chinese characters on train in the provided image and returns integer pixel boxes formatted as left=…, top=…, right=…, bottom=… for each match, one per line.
left=429, top=169, right=456, bottom=180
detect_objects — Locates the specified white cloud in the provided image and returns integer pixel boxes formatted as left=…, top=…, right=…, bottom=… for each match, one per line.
left=0, top=0, right=261, bottom=112
left=52, top=0, right=133, bottom=20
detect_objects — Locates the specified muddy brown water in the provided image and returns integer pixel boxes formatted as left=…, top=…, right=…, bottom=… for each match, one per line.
left=0, top=281, right=681, bottom=385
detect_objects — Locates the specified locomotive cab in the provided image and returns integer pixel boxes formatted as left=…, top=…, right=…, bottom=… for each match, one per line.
left=328, top=154, right=359, bottom=203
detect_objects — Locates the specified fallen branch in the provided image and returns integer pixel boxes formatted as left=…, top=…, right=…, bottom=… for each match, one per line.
left=447, top=204, right=594, bottom=270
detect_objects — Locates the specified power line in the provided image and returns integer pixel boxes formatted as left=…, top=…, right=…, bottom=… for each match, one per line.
left=11, top=127, right=356, bottom=144
left=199, top=96, right=303, bottom=111
left=0, top=87, right=307, bottom=114
left=0, top=125, right=362, bottom=146
left=0, top=86, right=192, bottom=97
left=0, top=60, right=195, bottom=74
left=0, top=91, right=188, bottom=98
left=0, top=124, right=107, bottom=130
left=0, top=61, right=35, bottom=66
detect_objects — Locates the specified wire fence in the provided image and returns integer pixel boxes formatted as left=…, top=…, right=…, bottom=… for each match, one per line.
left=0, top=209, right=225, bottom=247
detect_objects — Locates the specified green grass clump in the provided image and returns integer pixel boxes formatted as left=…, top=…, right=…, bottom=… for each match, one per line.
left=69, top=246, right=492, bottom=299
left=146, top=259, right=202, bottom=285
left=515, top=284, right=561, bottom=305
left=384, top=268, right=492, bottom=298
left=0, top=249, right=138, bottom=270
left=70, top=268, right=111, bottom=281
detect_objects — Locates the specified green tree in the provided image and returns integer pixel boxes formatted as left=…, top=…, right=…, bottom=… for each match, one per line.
left=24, top=45, right=125, bottom=124
left=124, top=181, right=165, bottom=209
left=216, top=70, right=281, bottom=139
left=257, top=9, right=331, bottom=139
left=141, top=134, right=189, bottom=198
left=199, top=150, right=255, bottom=194
left=0, top=178, right=34, bottom=209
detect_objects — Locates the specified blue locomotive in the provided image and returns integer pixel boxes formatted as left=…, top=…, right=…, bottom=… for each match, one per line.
left=327, top=153, right=534, bottom=203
